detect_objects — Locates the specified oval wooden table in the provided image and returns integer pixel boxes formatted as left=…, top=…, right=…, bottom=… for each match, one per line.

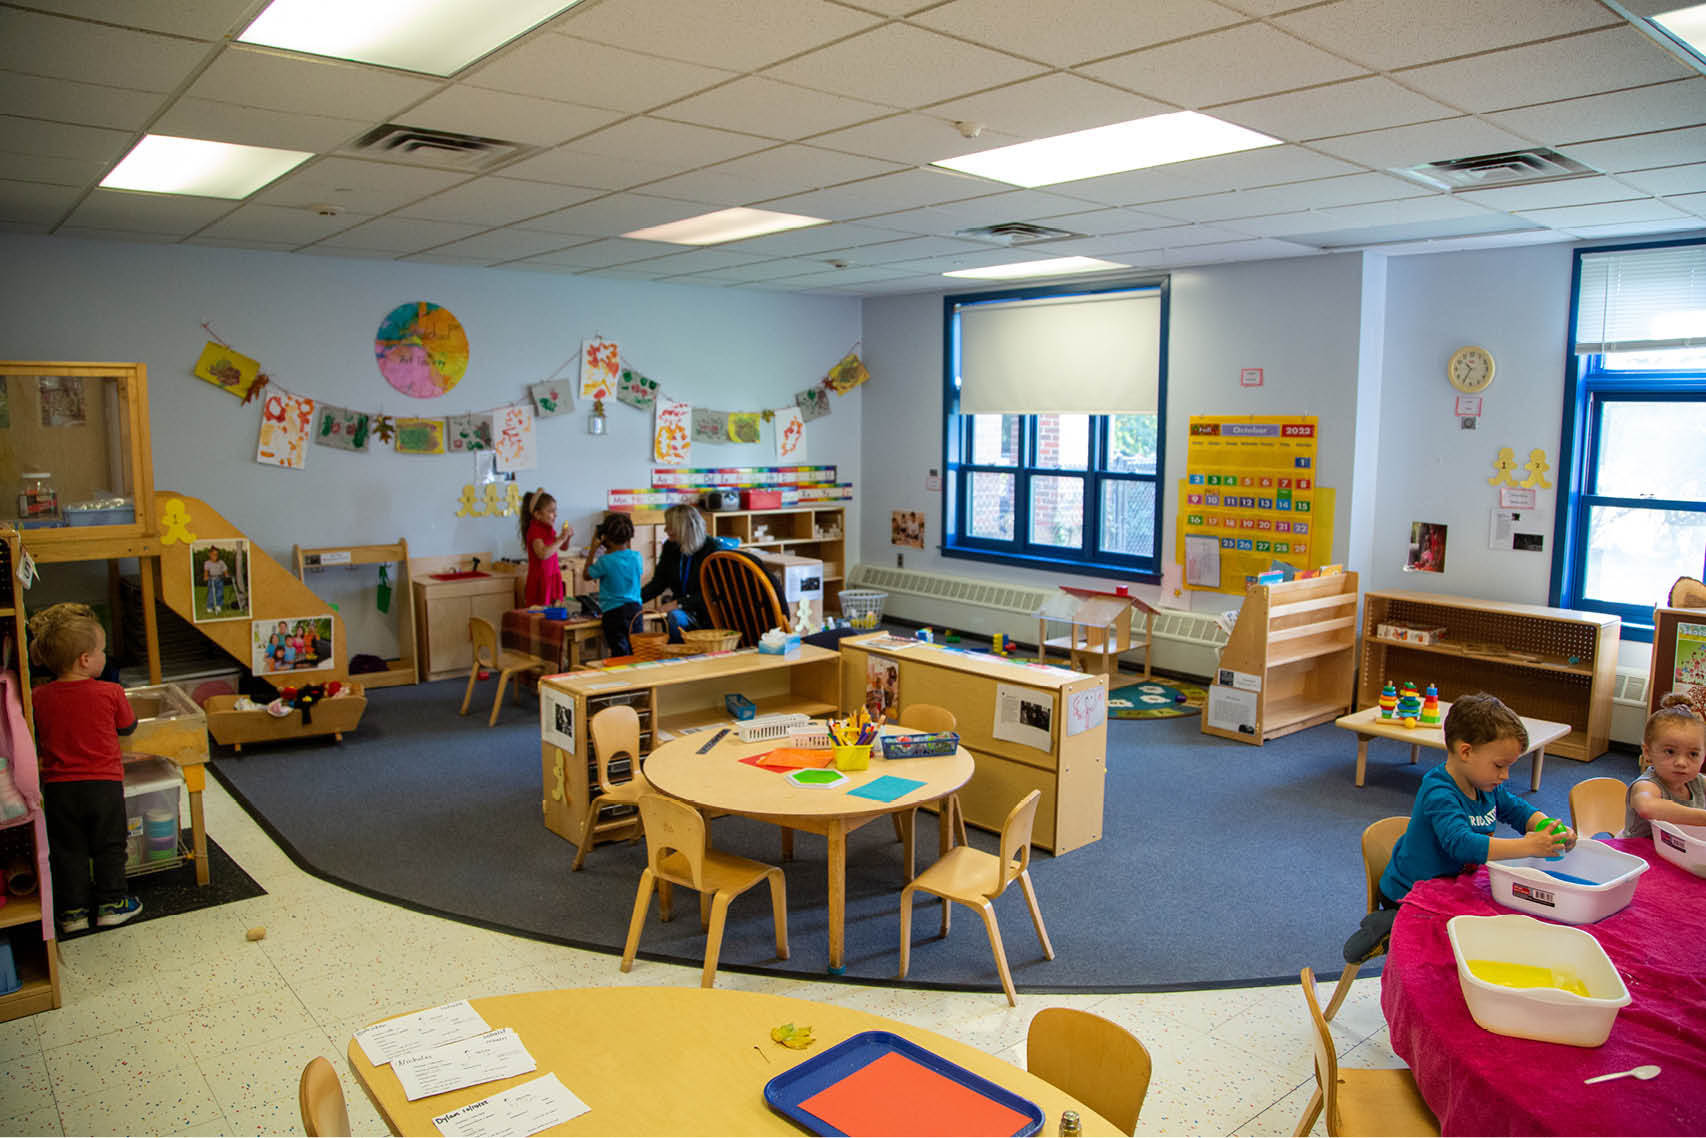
left=348, top=986, right=1119, bottom=1136
left=643, top=728, right=974, bottom=973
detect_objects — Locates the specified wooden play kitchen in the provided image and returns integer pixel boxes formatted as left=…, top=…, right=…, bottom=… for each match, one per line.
left=411, top=551, right=525, bottom=681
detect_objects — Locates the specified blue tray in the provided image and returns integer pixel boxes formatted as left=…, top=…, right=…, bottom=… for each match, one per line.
left=763, top=1030, right=1043, bottom=1137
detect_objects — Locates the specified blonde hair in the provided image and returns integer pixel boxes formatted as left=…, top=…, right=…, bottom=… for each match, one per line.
left=1646, top=690, right=1706, bottom=745
left=664, top=504, right=706, bottom=555
left=28, top=603, right=103, bottom=677
left=520, top=488, right=554, bottom=543
left=1443, top=692, right=1528, bottom=752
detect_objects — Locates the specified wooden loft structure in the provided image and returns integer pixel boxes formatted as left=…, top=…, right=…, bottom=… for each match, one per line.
left=1037, top=585, right=1159, bottom=680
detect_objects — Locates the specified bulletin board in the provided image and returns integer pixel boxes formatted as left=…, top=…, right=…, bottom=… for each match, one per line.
left=1175, top=415, right=1336, bottom=593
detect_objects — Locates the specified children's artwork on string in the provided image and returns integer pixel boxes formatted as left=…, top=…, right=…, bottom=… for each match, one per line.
left=775, top=406, right=805, bottom=461
left=38, top=376, right=87, bottom=427
left=529, top=381, right=570, bottom=418
left=250, top=614, right=335, bottom=676
left=373, top=414, right=396, bottom=444
left=617, top=366, right=658, bottom=410
left=864, top=656, right=900, bottom=721
left=395, top=417, right=447, bottom=455
left=314, top=404, right=370, bottom=452
left=1405, top=521, right=1447, bottom=574
left=190, top=538, right=250, bottom=623
left=256, top=391, right=315, bottom=468
left=825, top=352, right=869, bottom=394
left=654, top=396, right=691, bottom=465
left=493, top=404, right=537, bottom=471
left=728, top=412, right=761, bottom=444
left=796, top=387, right=831, bottom=422
left=580, top=338, right=619, bottom=401
left=192, top=341, right=266, bottom=401
left=446, top=412, right=493, bottom=452
left=692, top=408, right=729, bottom=444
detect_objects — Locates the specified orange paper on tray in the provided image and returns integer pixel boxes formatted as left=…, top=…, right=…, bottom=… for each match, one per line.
left=741, top=747, right=833, bottom=771
left=798, top=1051, right=1033, bottom=1137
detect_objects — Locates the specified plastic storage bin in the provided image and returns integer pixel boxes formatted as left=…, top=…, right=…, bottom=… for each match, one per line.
left=837, top=589, right=887, bottom=630
left=65, top=498, right=136, bottom=526
left=122, top=756, right=183, bottom=871
left=1447, top=913, right=1630, bottom=1046
left=1651, top=819, right=1706, bottom=878
left=1485, top=838, right=1648, bottom=925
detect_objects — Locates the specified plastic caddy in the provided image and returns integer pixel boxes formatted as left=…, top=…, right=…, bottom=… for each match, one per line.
left=1446, top=913, right=1630, bottom=1046
left=1651, top=819, right=1706, bottom=878
left=1485, top=838, right=1647, bottom=925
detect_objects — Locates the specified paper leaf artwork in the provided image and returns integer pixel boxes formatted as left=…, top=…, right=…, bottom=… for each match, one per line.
left=193, top=341, right=265, bottom=400
left=825, top=352, right=869, bottom=394
left=256, top=391, right=315, bottom=469
left=796, top=387, right=831, bottom=422
left=374, top=301, right=469, bottom=398
left=776, top=406, right=805, bottom=461
left=529, top=381, right=570, bottom=418
left=372, top=414, right=396, bottom=444
left=394, top=417, right=446, bottom=455
left=728, top=412, right=761, bottom=444
left=654, top=396, right=691, bottom=466
left=446, top=412, right=493, bottom=452
left=617, top=366, right=658, bottom=410
left=580, top=338, right=620, bottom=401
left=692, top=408, right=729, bottom=444
left=493, top=404, right=537, bottom=471
left=314, top=405, right=370, bottom=452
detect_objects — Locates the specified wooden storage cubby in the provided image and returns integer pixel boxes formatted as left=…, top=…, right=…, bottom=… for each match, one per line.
left=1358, top=590, right=1618, bottom=761
left=1649, top=606, right=1706, bottom=716
left=706, top=506, right=845, bottom=611
left=1203, top=572, right=1359, bottom=745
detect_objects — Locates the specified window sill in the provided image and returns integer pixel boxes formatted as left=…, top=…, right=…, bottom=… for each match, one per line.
left=942, top=542, right=1159, bottom=583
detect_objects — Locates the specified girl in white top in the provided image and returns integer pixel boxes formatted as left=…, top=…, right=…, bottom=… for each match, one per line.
left=1621, top=692, right=1706, bottom=839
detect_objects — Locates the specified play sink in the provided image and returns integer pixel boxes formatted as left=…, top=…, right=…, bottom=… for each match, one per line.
left=429, top=570, right=489, bottom=581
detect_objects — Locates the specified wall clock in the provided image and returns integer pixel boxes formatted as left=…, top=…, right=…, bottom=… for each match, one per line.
left=1448, top=345, right=1495, bottom=393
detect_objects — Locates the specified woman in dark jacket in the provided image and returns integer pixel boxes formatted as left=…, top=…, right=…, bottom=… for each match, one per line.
left=641, top=504, right=715, bottom=643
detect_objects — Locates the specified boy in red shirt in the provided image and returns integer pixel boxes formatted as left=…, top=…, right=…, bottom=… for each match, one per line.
left=29, top=603, right=141, bottom=933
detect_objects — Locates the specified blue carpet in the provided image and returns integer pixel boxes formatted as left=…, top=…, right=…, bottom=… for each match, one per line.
left=208, top=679, right=1638, bottom=992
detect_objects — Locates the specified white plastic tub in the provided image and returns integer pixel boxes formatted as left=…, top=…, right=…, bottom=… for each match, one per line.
left=1486, top=838, right=1648, bottom=925
left=1652, top=819, right=1706, bottom=878
left=1447, top=913, right=1630, bottom=1047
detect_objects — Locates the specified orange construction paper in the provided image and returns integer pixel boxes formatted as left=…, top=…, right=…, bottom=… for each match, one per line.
left=797, top=1050, right=1033, bottom=1137
left=742, top=747, right=833, bottom=771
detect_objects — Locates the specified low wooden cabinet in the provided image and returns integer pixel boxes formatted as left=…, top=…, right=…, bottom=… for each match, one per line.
left=706, top=506, right=846, bottom=611
left=1649, top=606, right=1706, bottom=716
left=412, top=572, right=516, bottom=681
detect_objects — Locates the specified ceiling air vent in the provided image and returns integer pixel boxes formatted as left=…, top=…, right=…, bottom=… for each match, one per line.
left=1393, top=148, right=1594, bottom=192
left=954, top=221, right=1085, bottom=246
left=347, top=124, right=532, bottom=171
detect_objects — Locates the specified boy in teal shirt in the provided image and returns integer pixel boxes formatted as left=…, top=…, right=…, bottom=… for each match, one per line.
left=585, top=512, right=643, bottom=657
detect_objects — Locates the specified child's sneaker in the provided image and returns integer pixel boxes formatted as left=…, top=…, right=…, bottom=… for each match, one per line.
left=58, top=908, right=90, bottom=933
left=95, top=897, right=143, bottom=928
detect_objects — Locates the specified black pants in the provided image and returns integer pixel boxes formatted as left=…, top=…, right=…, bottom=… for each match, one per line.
left=602, top=602, right=642, bottom=658
left=44, top=779, right=128, bottom=914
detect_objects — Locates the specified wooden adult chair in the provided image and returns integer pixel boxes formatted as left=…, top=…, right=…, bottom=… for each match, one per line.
left=459, top=617, right=549, bottom=727
left=572, top=704, right=652, bottom=872
left=1027, top=1007, right=1152, bottom=1137
left=899, top=789, right=1053, bottom=1006
left=1570, top=776, right=1627, bottom=839
left=1296, top=967, right=1438, bottom=1137
left=621, top=793, right=789, bottom=988
left=701, top=550, right=787, bottom=648
left=299, top=1056, right=350, bottom=1137
left=1320, top=816, right=1407, bottom=1021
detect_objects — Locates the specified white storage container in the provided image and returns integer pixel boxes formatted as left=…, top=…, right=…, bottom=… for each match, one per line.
left=1651, top=819, right=1706, bottom=878
left=1447, top=913, right=1630, bottom=1047
left=1486, top=838, right=1648, bottom=925
left=122, top=756, right=183, bottom=871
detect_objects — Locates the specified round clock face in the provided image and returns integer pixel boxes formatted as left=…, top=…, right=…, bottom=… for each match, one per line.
left=1448, top=345, right=1495, bottom=393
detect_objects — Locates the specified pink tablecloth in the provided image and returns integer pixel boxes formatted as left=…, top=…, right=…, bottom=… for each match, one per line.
left=1382, top=839, right=1706, bottom=1136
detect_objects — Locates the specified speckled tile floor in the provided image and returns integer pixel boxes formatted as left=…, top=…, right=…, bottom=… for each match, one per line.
left=0, top=779, right=1403, bottom=1136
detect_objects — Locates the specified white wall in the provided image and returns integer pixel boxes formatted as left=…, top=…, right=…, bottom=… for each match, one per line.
left=0, top=234, right=861, bottom=660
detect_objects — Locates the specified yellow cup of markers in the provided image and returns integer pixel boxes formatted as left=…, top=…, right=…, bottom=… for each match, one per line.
left=832, top=744, right=872, bottom=772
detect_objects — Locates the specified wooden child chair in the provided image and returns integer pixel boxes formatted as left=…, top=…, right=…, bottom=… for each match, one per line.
left=1570, top=777, right=1627, bottom=839
left=572, top=704, right=652, bottom=872
left=620, top=793, right=789, bottom=988
left=1321, top=816, right=1407, bottom=1020
left=1296, top=967, right=1438, bottom=1137
left=1026, top=1007, right=1152, bottom=1137
left=459, top=617, right=549, bottom=727
left=895, top=703, right=966, bottom=851
left=299, top=1056, right=351, bottom=1137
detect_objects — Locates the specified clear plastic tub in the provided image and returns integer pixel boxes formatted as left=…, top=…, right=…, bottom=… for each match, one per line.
left=837, top=589, right=887, bottom=630
left=1447, top=913, right=1630, bottom=1046
left=1486, top=838, right=1648, bottom=925
left=1652, top=819, right=1706, bottom=878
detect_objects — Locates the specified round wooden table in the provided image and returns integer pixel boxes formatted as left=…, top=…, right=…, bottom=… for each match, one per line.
left=348, top=986, right=1119, bottom=1136
left=643, top=728, right=974, bottom=973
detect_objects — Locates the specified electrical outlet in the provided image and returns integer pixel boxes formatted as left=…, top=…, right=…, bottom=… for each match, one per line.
left=896, top=553, right=904, bottom=568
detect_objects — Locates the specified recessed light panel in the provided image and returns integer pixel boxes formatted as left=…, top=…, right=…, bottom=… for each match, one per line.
left=933, top=112, right=1281, bottom=188
left=943, top=257, right=1129, bottom=280
left=239, top=0, right=584, bottom=76
left=623, top=208, right=829, bottom=246
left=1652, top=3, right=1706, bottom=59
left=100, top=135, right=313, bottom=198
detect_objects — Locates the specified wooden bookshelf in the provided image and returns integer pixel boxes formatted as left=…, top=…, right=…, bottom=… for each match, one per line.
left=1649, top=605, right=1706, bottom=716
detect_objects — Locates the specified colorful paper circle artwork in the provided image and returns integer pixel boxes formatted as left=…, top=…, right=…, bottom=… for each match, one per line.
left=374, top=301, right=469, bottom=398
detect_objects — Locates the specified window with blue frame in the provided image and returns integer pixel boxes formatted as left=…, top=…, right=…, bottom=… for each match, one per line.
left=1554, top=238, right=1706, bottom=641
left=942, top=279, right=1167, bottom=577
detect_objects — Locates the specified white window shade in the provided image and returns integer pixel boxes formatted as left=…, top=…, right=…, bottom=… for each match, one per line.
left=958, top=289, right=1160, bottom=414
left=1575, top=243, right=1706, bottom=354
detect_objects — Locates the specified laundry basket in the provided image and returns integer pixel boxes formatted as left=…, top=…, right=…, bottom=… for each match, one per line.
left=837, top=589, right=887, bottom=630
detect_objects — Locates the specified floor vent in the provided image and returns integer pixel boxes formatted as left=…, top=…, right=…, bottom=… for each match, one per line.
left=347, top=124, right=533, bottom=171
left=1393, top=148, right=1594, bottom=192
left=954, top=221, right=1085, bottom=246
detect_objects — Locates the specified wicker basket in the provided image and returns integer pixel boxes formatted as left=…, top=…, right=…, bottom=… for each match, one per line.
left=627, top=610, right=669, bottom=658
left=660, top=628, right=741, bottom=656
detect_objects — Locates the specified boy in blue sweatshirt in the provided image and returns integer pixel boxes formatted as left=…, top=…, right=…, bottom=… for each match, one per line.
left=585, top=512, right=643, bottom=657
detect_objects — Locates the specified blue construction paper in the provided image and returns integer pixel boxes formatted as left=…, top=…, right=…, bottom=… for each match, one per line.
left=847, top=775, right=926, bottom=803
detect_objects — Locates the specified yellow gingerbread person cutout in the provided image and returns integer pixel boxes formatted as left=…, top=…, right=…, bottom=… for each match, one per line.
left=454, top=485, right=486, bottom=518
left=1520, top=448, right=1552, bottom=489
left=159, top=498, right=196, bottom=544
left=1488, top=447, right=1520, bottom=487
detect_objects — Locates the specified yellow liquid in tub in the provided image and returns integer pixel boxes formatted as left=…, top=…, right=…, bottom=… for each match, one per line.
left=1467, top=959, right=1590, bottom=997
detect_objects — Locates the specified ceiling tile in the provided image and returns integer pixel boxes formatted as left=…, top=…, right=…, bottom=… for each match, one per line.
left=26, top=0, right=254, bottom=39
left=1618, top=163, right=1706, bottom=197
left=0, top=74, right=160, bottom=132
left=184, top=236, right=301, bottom=251
left=55, top=225, right=181, bottom=243
left=516, top=237, right=677, bottom=268
left=310, top=215, right=486, bottom=253
left=424, top=228, right=581, bottom=261
left=501, top=147, right=685, bottom=191
left=1309, top=116, right=1532, bottom=170
left=468, top=35, right=735, bottom=114
left=1025, top=206, right=1178, bottom=235
left=621, top=167, right=780, bottom=207
left=925, top=74, right=1170, bottom=141
left=1657, top=192, right=1706, bottom=217
left=64, top=188, right=233, bottom=234
left=1396, top=27, right=1695, bottom=114
left=626, top=247, right=769, bottom=274
left=1215, top=77, right=1458, bottom=142
left=1564, top=127, right=1706, bottom=174
left=680, top=145, right=905, bottom=200
left=398, top=178, right=602, bottom=226
left=520, top=193, right=719, bottom=237
left=1039, top=166, right=1216, bottom=208
left=1484, top=79, right=1706, bottom=147
left=1455, top=176, right=1650, bottom=211
left=0, top=179, right=81, bottom=225
left=764, top=25, right=1048, bottom=109
left=562, top=0, right=882, bottom=71
left=252, top=157, right=468, bottom=214
left=719, top=221, right=910, bottom=257
left=0, top=9, right=212, bottom=91
left=153, top=97, right=369, bottom=153
left=401, top=87, right=624, bottom=148
left=811, top=113, right=1027, bottom=165
left=1271, top=0, right=1616, bottom=71
left=1146, top=170, right=1428, bottom=222
left=397, top=252, right=498, bottom=266
left=1563, top=217, right=1706, bottom=238
left=1169, top=146, right=1365, bottom=191
left=871, top=189, right=1128, bottom=233
left=194, top=202, right=374, bottom=245
left=670, top=258, right=824, bottom=282
left=557, top=117, right=774, bottom=168
left=1517, top=198, right=1691, bottom=227
left=0, top=151, right=109, bottom=187
left=758, top=168, right=998, bottom=220
left=911, top=0, right=1246, bottom=67
left=1082, top=23, right=1368, bottom=109
left=656, top=77, right=892, bottom=139
left=182, top=46, right=440, bottom=122
left=0, top=115, right=133, bottom=163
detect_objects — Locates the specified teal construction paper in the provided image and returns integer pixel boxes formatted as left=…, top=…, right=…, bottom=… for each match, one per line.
left=847, top=775, right=926, bottom=803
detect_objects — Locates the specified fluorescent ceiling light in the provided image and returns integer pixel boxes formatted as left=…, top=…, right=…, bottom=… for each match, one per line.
left=239, top=0, right=583, bottom=76
left=623, top=208, right=829, bottom=245
left=943, top=257, right=1129, bottom=281
left=100, top=135, right=312, bottom=198
left=933, top=111, right=1281, bottom=188
left=1651, top=3, right=1706, bottom=57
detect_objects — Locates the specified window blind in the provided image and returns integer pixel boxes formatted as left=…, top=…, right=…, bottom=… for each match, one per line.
left=1574, top=243, right=1706, bottom=354
left=957, top=288, right=1161, bottom=414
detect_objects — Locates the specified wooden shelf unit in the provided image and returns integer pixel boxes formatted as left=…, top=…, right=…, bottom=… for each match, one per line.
left=1649, top=606, right=1706, bottom=717
left=705, top=506, right=845, bottom=611
left=1358, top=590, right=1618, bottom=762
left=1203, top=572, right=1359, bottom=746
left=293, top=539, right=416, bottom=688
